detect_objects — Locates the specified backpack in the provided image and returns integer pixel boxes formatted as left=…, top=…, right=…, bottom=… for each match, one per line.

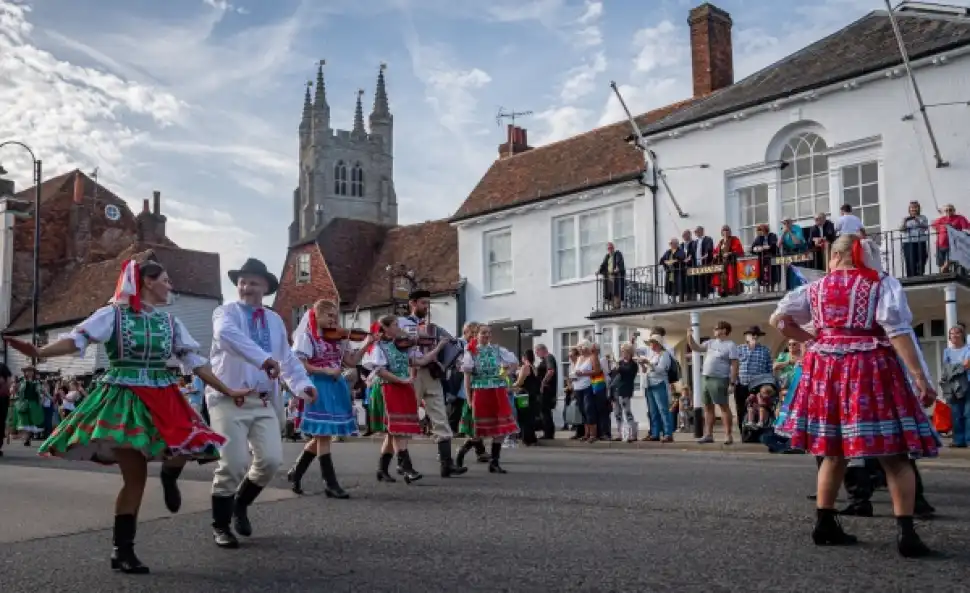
left=666, top=353, right=681, bottom=384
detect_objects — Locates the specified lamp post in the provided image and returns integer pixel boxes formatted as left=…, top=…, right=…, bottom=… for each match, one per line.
left=0, top=141, right=42, bottom=362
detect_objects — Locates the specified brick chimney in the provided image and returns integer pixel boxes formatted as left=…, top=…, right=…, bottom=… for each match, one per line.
left=498, top=125, right=532, bottom=158
left=689, top=3, right=734, bottom=97
left=136, top=191, right=167, bottom=244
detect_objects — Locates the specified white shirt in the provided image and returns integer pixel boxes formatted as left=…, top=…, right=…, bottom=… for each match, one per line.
left=701, top=338, right=739, bottom=379
left=835, top=214, right=864, bottom=236
left=571, top=358, right=593, bottom=390
left=205, top=301, right=312, bottom=408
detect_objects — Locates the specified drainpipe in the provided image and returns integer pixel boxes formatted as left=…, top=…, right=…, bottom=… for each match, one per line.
left=455, top=278, right=467, bottom=333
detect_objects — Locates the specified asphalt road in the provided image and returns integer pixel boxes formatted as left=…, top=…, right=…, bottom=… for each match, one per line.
left=2, top=440, right=970, bottom=593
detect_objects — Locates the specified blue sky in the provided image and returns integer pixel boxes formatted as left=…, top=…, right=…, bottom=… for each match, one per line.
left=2, top=0, right=967, bottom=300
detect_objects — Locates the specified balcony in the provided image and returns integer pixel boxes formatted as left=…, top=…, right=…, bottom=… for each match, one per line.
left=591, top=226, right=970, bottom=320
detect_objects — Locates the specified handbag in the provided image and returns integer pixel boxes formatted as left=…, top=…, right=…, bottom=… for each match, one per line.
left=564, top=399, right=584, bottom=426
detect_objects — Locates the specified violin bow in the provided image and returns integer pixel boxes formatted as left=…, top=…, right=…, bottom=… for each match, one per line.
left=348, top=305, right=360, bottom=341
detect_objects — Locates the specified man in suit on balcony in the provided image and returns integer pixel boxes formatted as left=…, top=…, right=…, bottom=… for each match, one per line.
left=598, top=242, right=626, bottom=309
left=689, top=226, right=715, bottom=298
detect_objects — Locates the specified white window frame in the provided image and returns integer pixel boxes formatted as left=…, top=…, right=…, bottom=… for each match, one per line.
left=557, top=326, right=595, bottom=389
left=296, top=253, right=311, bottom=284
left=483, top=227, right=513, bottom=295
left=779, top=132, right=830, bottom=229
left=292, top=303, right=310, bottom=330
left=839, top=161, right=881, bottom=235
left=737, top=184, right=770, bottom=246
left=551, top=201, right=635, bottom=285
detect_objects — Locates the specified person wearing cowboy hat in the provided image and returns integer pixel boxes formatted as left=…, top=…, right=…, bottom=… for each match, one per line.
left=734, top=326, right=773, bottom=433
left=12, top=364, right=44, bottom=446
left=207, top=258, right=318, bottom=549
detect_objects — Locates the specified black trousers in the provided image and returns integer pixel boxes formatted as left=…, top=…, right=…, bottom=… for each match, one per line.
left=516, top=396, right=538, bottom=445
left=0, top=397, right=8, bottom=450
left=539, top=406, right=556, bottom=438
left=447, top=397, right=463, bottom=434
left=734, top=384, right=750, bottom=431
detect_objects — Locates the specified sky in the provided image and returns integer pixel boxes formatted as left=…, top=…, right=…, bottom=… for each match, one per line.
left=2, top=0, right=968, bottom=300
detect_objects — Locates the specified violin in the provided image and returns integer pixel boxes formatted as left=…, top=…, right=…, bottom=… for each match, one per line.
left=390, top=335, right=438, bottom=350
left=319, top=327, right=371, bottom=342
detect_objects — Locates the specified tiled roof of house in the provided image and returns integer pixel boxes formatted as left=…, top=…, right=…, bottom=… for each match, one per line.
left=451, top=100, right=694, bottom=222
left=642, top=10, right=970, bottom=135
left=312, top=218, right=389, bottom=306
left=4, top=244, right=221, bottom=333
left=352, top=219, right=460, bottom=308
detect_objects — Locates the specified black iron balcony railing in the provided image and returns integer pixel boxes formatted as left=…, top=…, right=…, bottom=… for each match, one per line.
left=593, top=226, right=970, bottom=315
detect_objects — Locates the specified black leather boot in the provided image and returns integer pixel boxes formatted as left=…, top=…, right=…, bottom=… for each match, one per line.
left=488, top=441, right=507, bottom=474
left=896, top=516, right=933, bottom=558
left=160, top=465, right=183, bottom=513
left=398, top=449, right=423, bottom=484
left=211, top=495, right=239, bottom=548
left=455, top=440, right=476, bottom=469
left=474, top=439, right=490, bottom=462
left=376, top=452, right=397, bottom=483
left=395, top=451, right=405, bottom=475
left=233, top=478, right=263, bottom=538
left=438, top=440, right=468, bottom=477
left=287, top=450, right=316, bottom=495
left=111, top=514, right=149, bottom=574
left=812, top=508, right=857, bottom=546
left=319, top=454, right=349, bottom=499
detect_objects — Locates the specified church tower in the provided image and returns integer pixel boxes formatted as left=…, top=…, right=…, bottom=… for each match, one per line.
left=289, top=61, right=398, bottom=245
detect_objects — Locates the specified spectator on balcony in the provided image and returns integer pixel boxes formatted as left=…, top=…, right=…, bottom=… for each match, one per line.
left=807, top=213, right=837, bottom=270
left=598, top=242, right=626, bottom=310
left=660, top=237, right=687, bottom=302
left=930, top=204, right=970, bottom=272
left=712, top=225, right=745, bottom=297
left=734, top=326, right=773, bottom=432
left=942, top=325, right=970, bottom=448
left=751, top=223, right=780, bottom=289
left=835, top=204, right=864, bottom=236
left=900, top=201, right=930, bottom=278
left=679, top=229, right=697, bottom=300
left=689, top=226, right=715, bottom=298
left=687, top=320, right=740, bottom=445
left=778, top=218, right=807, bottom=255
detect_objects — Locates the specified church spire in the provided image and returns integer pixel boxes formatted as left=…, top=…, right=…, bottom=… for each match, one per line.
left=300, top=80, right=312, bottom=129
left=314, top=60, right=328, bottom=112
left=352, top=89, right=366, bottom=137
left=371, top=62, right=390, bottom=118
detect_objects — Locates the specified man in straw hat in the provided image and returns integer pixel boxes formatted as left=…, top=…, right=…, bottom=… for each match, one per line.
left=207, top=258, right=317, bottom=548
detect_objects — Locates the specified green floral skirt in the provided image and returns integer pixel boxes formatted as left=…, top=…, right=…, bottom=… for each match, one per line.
left=366, top=383, right=387, bottom=433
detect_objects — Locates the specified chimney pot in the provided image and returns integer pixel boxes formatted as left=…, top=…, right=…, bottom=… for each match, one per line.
left=152, top=190, right=161, bottom=215
left=688, top=3, right=734, bottom=97
left=498, top=125, right=533, bottom=158
left=141, top=198, right=150, bottom=213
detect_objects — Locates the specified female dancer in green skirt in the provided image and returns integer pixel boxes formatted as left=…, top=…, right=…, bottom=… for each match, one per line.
left=5, top=259, right=251, bottom=575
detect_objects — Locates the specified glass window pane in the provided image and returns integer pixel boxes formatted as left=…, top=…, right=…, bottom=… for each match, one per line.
left=862, top=207, right=880, bottom=226
left=844, top=187, right=860, bottom=207
left=861, top=162, right=878, bottom=184
left=782, top=145, right=795, bottom=163
left=794, top=157, right=811, bottom=179
left=795, top=138, right=811, bottom=157
left=614, top=237, right=635, bottom=260
left=754, top=185, right=769, bottom=204
left=755, top=204, right=769, bottom=223
left=814, top=172, right=829, bottom=194
left=781, top=159, right=795, bottom=180
left=815, top=195, right=829, bottom=215
left=861, top=184, right=879, bottom=205
left=558, top=249, right=576, bottom=281
left=580, top=246, right=603, bottom=277
left=843, top=165, right=859, bottom=187
left=797, top=176, right=812, bottom=196
left=556, top=218, right=575, bottom=248
left=782, top=202, right=796, bottom=220
left=813, top=135, right=828, bottom=151
left=798, top=199, right=814, bottom=217
left=781, top=181, right=796, bottom=199
left=812, top=153, right=828, bottom=174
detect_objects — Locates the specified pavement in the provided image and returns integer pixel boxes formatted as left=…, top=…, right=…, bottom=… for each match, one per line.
left=2, top=439, right=970, bottom=593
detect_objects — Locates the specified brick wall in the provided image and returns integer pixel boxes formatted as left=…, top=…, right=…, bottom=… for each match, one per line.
left=272, top=243, right=340, bottom=335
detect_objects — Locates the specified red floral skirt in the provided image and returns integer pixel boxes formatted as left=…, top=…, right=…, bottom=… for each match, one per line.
left=470, top=387, right=518, bottom=438
left=381, top=382, right=421, bottom=436
left=778, top=345, right=940, bottom=459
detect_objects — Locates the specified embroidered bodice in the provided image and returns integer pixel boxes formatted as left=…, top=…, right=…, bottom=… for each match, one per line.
left=62, top=305, right=207, bottom=388
left=360, top=341, right=413, bottom=384
left=293, top=331, right=345, bottom=370
left=461, top=344, right=515, bottom=389
left=809, top=270, right=881, bottom=331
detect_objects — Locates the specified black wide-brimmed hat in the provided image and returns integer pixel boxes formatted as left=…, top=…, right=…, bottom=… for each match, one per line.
left=229, top=258, right=279, bottom=296
left=744, top=325, right=766, bottom=337
left=408, top=289, right=431, bottom=301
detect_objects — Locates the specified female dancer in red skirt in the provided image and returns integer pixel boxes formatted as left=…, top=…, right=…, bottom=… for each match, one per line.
left=5, top=260, right=250, bottom=573
left=362, top=315, right=447, bottom=484
left=458, top=323, right=519, bottom=473
left=771, top=234, right=939, bottom=557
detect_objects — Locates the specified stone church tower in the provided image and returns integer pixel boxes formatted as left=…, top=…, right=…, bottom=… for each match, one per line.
left=289, top=62, right=398, bottom=244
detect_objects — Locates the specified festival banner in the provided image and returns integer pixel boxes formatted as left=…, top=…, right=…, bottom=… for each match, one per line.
left=736, top=257, right=760, bottom=288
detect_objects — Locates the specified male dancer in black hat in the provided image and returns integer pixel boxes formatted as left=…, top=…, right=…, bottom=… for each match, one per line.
left=398, top=290, right=467, bottom=477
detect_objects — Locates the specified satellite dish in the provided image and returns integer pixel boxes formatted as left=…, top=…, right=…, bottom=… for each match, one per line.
left=104, top=204, right=121, bottom=221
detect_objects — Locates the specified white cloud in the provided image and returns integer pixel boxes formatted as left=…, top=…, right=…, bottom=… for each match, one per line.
left=533, top=105, right=591, bottom=145
left=632, top=20, right=685, bottom=75
left=597, top=79, right=686, bottom=127
left=577, top=1, right=602, bottom=25
left=201, top=0, right=249, bottom=15
left=574, top=1, right=603, bottom=47
left=560, top=51, right=607, bottom=103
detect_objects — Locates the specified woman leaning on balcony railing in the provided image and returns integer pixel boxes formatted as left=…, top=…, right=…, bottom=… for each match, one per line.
left=659, top=237, right=687, bottom=303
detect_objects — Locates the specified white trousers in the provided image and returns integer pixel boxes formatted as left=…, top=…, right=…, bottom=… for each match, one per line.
left=413, top=367, right=452, bottom=441
left=209, top=398, right=283, bottom=497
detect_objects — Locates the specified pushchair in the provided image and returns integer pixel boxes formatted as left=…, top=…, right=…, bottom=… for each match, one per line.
left=741, top=374, right=778, bottom=444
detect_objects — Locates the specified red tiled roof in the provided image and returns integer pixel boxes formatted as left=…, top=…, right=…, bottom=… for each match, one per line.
left=352, top=219, right=459, bottom=308
left=451, top=99, right=696, bottom=221
left=4, top=244, right=221, bottom=333
left=313, top=218, right=389, bottom=305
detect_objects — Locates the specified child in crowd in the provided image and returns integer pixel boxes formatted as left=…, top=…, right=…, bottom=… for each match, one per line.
left=745, top=383, right=777, bottom=427
left=677, top=384, right=693, bottom=432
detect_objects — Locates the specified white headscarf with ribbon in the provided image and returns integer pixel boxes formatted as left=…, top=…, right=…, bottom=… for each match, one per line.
left=110, top=259, right=142, bottom=312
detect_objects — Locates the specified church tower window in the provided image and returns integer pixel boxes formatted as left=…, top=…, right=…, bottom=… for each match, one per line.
left=334, top=161, right=348, bottom=195
left=351, top=163, right=365, bottom=197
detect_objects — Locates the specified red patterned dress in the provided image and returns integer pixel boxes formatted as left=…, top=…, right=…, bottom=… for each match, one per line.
left=774, top=269, right=939, bottom=459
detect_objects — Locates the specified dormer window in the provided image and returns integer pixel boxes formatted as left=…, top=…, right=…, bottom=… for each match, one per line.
left=334, top=161, right=348, bottom=195
left=351, top=163, right=365, bottom=197
left=296, top=253, right=311, bottom=284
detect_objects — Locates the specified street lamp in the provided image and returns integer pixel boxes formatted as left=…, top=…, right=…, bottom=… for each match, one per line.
left=0, top=141, right=43, bottom=361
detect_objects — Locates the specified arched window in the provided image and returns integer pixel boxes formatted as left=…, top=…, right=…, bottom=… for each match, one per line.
left=780, top=133, right=829, bottom=227
left=351, top=163, right=365, bottom=197
left=334, top=161, right=348, bottom=195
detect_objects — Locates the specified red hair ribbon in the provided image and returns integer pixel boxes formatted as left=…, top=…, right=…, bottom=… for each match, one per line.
left=308, top=308, right=320, bottom=341
left=112, top=259, right=141, bottom=312
left=850, top=237, right=879, bottom=282
left=366, top=321, right=381, bottom=354
left=467, top=338, right=478, bottom=356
